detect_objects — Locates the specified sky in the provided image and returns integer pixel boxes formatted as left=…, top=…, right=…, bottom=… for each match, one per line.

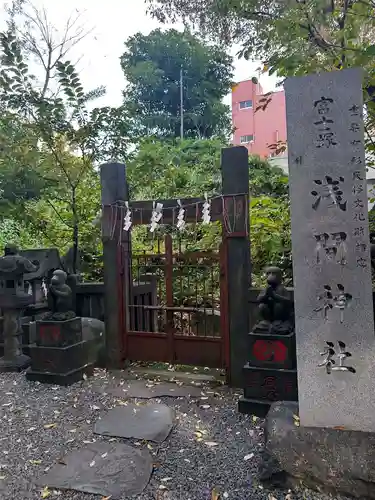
left=0, top=0, right=279, bottom=108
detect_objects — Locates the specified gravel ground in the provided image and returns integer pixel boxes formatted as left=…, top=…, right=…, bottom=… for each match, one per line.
left=0, top=369, right=349, bottom=500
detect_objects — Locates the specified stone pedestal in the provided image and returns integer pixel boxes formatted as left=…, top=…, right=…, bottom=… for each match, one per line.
left=26, top=317, right=94, bottom=385
left=260, top=401, right=375, bottom=498
left=0, top=309, right=31, bottom=372
left=238, top=330, right=298, bottom=417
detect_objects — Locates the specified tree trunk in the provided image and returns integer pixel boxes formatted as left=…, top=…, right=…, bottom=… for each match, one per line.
left=72, top=187, right=78, bottom=275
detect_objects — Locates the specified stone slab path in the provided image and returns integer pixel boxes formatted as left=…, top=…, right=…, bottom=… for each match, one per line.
left=93, top=403, right=174, bottom=443
left=0, top=368, right=352, bottom=500
left=37, top=442, right=153, bottom=499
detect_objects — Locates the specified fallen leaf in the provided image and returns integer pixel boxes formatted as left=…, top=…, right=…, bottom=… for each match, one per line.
left=83, top=373, right=88, bottom=380
left=194, top=431, right=203, bottom=438
left=201, top=405, right=211, bottom=409
left=101, top=496, right=112, bottom=500
left=252, top=415, right=258, bottom=423
left=333, top=426, right=346, bottom=430
left=0, top=475, right=5, bottom=480
left=204, top=441, right=219, bottom=447
left=211, top=488, right=219, bottom=500
left=89, top=460, right=95, bottom=467
left=30, top=460, right=42, bottom=465
left=41, top=486, right=51, bottom=498
left=244, top=453, right=254, bottom=461
left=161, top=477, right=172, bottom=482
left=44, top=423, right=57, bottom=429
left=158, top=484, right=167, bottom=490
left=147, top=444, right=153, bottom=450
left=292, top=414, right=300, bottom=421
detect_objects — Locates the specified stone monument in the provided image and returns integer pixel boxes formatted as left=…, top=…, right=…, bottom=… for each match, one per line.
left=284, top=67, right=374, bottom=432
left=238, top=266, right=297, bottom=417
left=0, top=244, right=39, bottom=371
left=259, top=68, right=375, bottom=499
left=26, top=269, right=94, bottom=385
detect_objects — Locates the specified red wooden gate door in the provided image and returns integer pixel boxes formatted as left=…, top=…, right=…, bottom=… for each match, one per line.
left=122, top=233, right=229, bottom=370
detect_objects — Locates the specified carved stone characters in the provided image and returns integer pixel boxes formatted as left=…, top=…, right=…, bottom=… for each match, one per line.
left=253, top=266, right=294, bottom=334
left=44, top=269, right=76, bottom=321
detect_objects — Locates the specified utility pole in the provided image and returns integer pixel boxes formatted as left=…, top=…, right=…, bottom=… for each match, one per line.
left=180, top=65, right=184, bottom=140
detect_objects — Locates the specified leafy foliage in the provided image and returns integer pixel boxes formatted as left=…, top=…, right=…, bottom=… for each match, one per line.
left=127, top=139, right=291, bottom=283
left=121, top=29, right=233, bottom=139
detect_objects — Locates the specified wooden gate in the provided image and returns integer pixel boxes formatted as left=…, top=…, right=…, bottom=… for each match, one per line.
left=100, top=147, right=251, bottom=386
left=122, top=227, right=229, bottom=369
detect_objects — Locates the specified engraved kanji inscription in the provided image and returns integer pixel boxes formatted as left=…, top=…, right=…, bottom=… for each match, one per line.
left=349, top=122, right=360, bottom=132
left=314, top=116, right=333, bottom=130
left=318, top=340, right=356, bottom=374
left=314, top=232, right=347, bottom=265
left=314, top=96, right=333, bottom=114
left=353, top=198, right=364, bottom=209
left=311, top=176, right=346, bottom=211
left=356, top=256, right=368, bottom=268
left=315, top=132, right=337, bottom=148
left=354, top=227, right=365, bottom=237
left=352, top=184, right=364, bottom=195
left=314, top=284, right=352, bottom=322
left=349, top=104, right=361, bottom=116
left=353, top=171, right=364, bottom=181
left=353, top=212, right=366, bottom=222
left=351, top=156, right=362, bottom=165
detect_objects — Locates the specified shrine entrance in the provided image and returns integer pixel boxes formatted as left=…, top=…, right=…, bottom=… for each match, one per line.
left=100, top=147, right=250, bottom=385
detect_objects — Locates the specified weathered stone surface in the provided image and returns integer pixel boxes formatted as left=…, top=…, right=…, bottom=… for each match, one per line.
left=37, top=442, right=152, bottom=499
left=285, top=68, right=375, bottom=431
left=94, top=404, right=174, bottom=443
left=81, top=317, right=105, bottom=366
left=99, top=379, right=202, bottom=399
left=260, top=401, right=375, bottom=498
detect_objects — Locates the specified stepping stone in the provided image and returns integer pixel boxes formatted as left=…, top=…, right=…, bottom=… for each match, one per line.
left=101, top=379, right=202, bottom=399
left=36, top=442, right=152, bottom=500
left=94, top=403, right=174, bottom=443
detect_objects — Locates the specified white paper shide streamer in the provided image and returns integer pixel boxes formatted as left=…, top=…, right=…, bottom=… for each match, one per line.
left=176, top=199, right=186, bottom=231
left=123, top=201, right=132, bottom=231
left=150, top=202, right=163, bottom=232
left=202, top=193, right=211, bottom=224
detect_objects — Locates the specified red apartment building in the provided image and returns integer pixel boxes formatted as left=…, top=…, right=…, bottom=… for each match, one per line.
left=232, top=78, right=286, bottom=159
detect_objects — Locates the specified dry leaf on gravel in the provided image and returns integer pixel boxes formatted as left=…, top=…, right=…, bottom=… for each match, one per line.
left=244, top=453, right=254, bottom=461
left=211, top=488, right=219, bottom=500
left=41, top=486, right=51, bottom=498
left=205, top=441, right=219, bottom=447
left=101, top=496, right=112, bottom=500
left=43, top=423, right=57, bottom=429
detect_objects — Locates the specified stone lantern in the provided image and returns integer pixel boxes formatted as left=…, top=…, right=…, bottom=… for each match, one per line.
left=0, top=244, right=39, bottom=371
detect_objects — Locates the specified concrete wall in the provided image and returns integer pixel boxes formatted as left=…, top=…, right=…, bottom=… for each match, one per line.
left=232, top=80, right=287, bottom=159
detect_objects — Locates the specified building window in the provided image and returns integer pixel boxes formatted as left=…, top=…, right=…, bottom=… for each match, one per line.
left=239, top=100, right=253, bottom=109
left=240, top=135, right=254, bottom=144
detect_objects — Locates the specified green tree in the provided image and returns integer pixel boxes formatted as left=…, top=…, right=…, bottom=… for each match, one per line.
left=146, top=1, right=375, bottom=77
left=121, top=29, right=233, bottom=139
left=147, top=0, right=375, bottom=170
left=127, top=138, right=290, bottom=282
left=0, top=3, right=130, bottom=272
